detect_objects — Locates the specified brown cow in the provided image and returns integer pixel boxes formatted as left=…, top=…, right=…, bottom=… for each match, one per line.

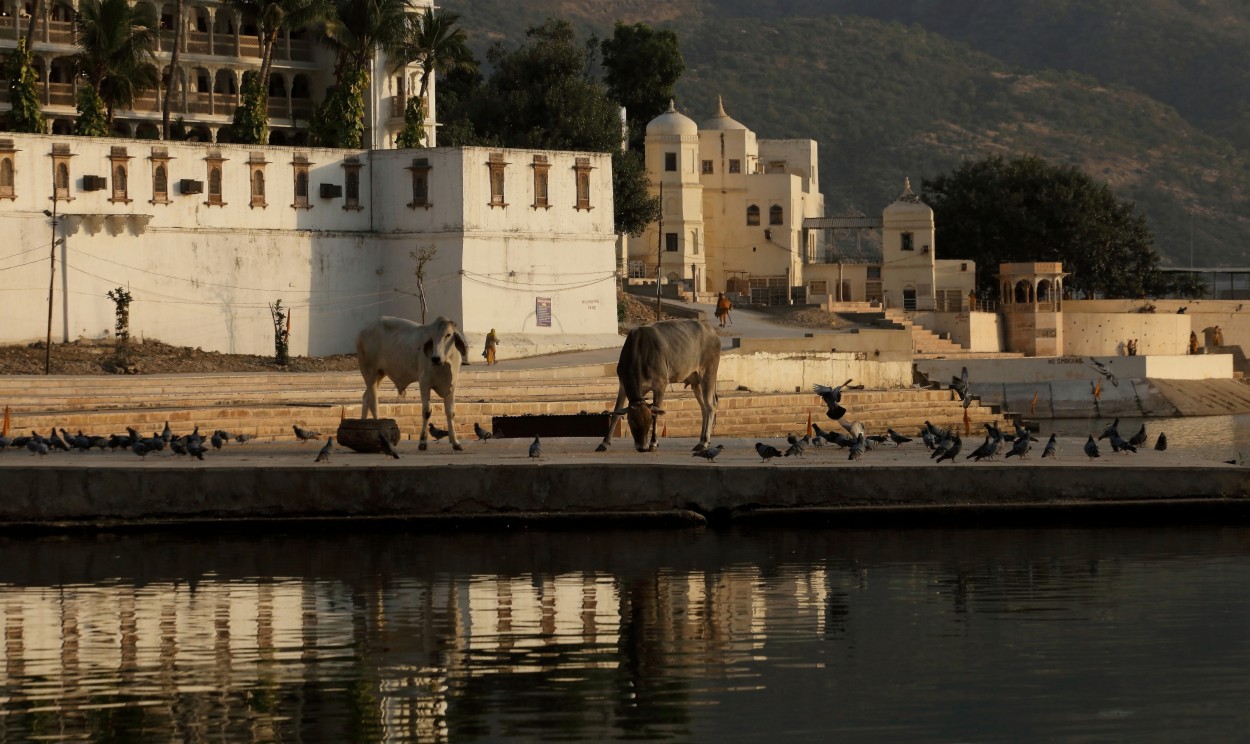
left=596, top=318, right=721, bottom=453
left=356, top=316, right=468, bottom=451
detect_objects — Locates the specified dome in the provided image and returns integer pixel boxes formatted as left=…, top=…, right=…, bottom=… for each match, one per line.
left=701, top=95, right=748, bottom=131
left=883, top=177, right=933, bottom=219
left=646, top=100, right=698, bottom=137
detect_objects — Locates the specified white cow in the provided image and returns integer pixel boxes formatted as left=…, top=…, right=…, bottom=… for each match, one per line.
left=356, top=315, right=468, bottom=451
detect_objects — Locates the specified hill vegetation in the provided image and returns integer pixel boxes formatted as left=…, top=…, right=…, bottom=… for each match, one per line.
left=443, top=0, right=1250, bottom=269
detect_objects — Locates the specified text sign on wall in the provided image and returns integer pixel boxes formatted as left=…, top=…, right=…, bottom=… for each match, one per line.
left=536, top=297, right=552, bottom=327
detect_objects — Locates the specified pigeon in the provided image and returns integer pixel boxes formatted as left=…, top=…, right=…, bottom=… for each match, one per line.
left=474, top=422, right=493, bottom=441
left=185, top=426, right=202, bottom=450
left=887, top=429, right=912, bottom=446
left=1042, top=433, right=1058, bottom=459
left=1098, top=418, right=1120, bottom=441
left=88, top=435, right=108, bottom=450
left=169, top=438, right=188, bottom=456
left=1128, top=424, right=1147, bottom=448
left=378, top=432, right=400, bottom=459
left=47, top=429, right=69, bottom=452
left=211, top=431, right=224, bottom=450
left=784, top=441, right=805, bottom=458
left=755, top=442, right=785, bottom=462
left=34, top=441, right=49, bottom=457
left=693, top=444, right=724, bottom=462
left=930, top=432, right=954, bottom=460
left=187, top=441, right=206, bottom=460
left=529, top=436, right=542, bottom=459
left=826, top=431, right=854, bottom=449
left=1004, top=434, right=1031, bottom=459
left=293, top=425, right=321, bottom=442
left=966, top=435, right=996, bottom=461
left=1109, top=431, right=1137, bottom=454
left=132, top=440, right=149, bottom=457
left=1155, top=432, right=1167, bottom=451
left=428, top=423, right=450, bottom=442
left=934, top=434, right=962, bottom=463
left=234, top=433, right=253, bottom=444
left=812, top=379, right=853, bottom=420
left=161, top=421, right=172, bottom=443
left=812, top=423, right=833, bottom=442
left=1088, top=358, right=1119, bottom=387
left=951, top=366, right=969, bottom=400
left=848, top=433, right=867, bottom=461
left=924, top=421, right=947, bottom=440
left=1084, top=435, right=1101, bottom=459
left=315, top=437, right=334, bottom=463
left=214, top=429, right=232, bottom=443
left=921, top=428, right=936, bottom=450
left=0, top=434, right=9, bottom=450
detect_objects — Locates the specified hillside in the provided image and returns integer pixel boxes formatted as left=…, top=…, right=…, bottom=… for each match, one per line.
left=443, top=0, right=1250, bottom=269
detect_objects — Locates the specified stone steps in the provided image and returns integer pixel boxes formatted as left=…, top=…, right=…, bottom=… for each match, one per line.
left=1149, top=378, right=1250, bottom=416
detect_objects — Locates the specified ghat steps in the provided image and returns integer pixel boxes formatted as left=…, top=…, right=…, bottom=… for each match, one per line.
left=1, top=365, right=1007, bottom=441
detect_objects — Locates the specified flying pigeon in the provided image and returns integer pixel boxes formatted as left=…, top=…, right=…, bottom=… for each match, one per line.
left=1128, top=424, right=1147, bottom=448
left=755, top=442, right=785, bottom=462
left=1155, top=432, right=1167, bottom=451
left=1084, top=435, right=1101, bottom=459
left=1088, top=358, right=1119, bottom=387
left=935, top=434, right=962, bottom=463
left=378, top=432, right=400, bottom=459
left=529, top=436, right=542, bottom=459
left=293, top=425, right=322, bottom=442
left=315, top=437, right=334, bottom=463
left=812, top=379, right=853, bottom=420
left=693, top=444, right=724, bottom=462
left=474, top=422, right=493, bottom=441
left=428, top=423, right=450, bottom=442
left=1042, top=433, right=1058, bottom=459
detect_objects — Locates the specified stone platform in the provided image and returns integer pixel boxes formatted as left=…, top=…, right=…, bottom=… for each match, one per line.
left=0, top=436, right=1247, bottom=530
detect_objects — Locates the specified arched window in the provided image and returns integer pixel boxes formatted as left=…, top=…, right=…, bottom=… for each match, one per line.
left=112, top=164, right=128, bottom=201
left=769, top=204, right=783, bottom=225
left=208, top=165, right=222, bottom=203
left=56, top=162, right=69, bottom=191
left=0, top=157, right=14, bottom=198
left=746, top=204, right=760, bottom=226
left=154, top=164, right=167, bottom=194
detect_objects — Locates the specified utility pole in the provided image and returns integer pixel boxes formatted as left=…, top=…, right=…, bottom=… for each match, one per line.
left=655, top=181, right=663, bottom=322
left=43, top=195, right=57, bottom=374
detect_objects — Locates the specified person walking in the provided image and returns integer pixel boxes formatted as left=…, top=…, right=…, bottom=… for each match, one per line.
left=482, top=328, right=499, bottom=365
left=714, top=292, right=733, bottom=328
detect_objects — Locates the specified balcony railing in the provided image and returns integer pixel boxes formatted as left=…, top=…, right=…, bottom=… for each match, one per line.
left=46, top=82, right=73, bottom=107
left=46, top=21, right=72, bottom=45
left=287, top=37, right=313, bottom=62
left=186, top=33, right=209, bottom=55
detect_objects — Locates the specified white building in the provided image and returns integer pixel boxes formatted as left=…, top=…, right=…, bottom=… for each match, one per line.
left=627, top=98, right=825, bottom=303
left=0, top=133, right=620, bottom=356
left=0, top=0, right=434, bottom=148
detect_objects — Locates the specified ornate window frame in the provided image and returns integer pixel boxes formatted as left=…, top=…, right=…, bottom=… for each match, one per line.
left=407, top=157, right=432, bottom=209
left=0, top=139, right=17, bottom=200
left=204, top=149, right=226, bottom=206
left=531, top=154, right=550, bottom=209
left=51, top=143, right=74, bottom=202
left=149, top=146, right=172, bottom=205
left=487, top=152, right=508, bottom=208
left=291, top=153, right=312, bottom=209
left=342, top=156, right=363, bottom=211
left=248, top=151, right=268, bottom=208
left=109, top=146, right=132, bottom=204
left=573, top=157, right=593, bottom=211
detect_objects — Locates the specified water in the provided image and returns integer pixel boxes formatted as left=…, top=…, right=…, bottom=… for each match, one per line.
left=4, top=525, right=1250, bottom=742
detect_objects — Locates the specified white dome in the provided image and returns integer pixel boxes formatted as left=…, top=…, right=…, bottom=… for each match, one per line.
left=883, top=177, right=933, bottom=218
left=646, top=100, right=698, bottom=137
left=701, top=96, right=748, bottom=131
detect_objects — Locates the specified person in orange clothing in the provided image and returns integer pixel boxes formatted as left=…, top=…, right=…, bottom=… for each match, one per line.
left=482, top=328, right=499, bottom=364
left=714, top=292, right=732, bottom=327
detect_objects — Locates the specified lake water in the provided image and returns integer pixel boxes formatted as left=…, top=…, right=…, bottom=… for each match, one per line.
left=3, top=521, right=1250, bottom=742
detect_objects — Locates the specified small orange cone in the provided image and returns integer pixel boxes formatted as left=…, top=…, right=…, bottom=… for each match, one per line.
left=806, top=412, right=813, bottom=438
left=662, top=424, right=668, bottom=438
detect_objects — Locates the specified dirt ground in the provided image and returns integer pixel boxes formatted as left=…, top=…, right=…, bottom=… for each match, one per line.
left=0, top=293, right=850, bottom=376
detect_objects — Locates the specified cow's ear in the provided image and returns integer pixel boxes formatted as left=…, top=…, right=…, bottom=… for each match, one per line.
left=423, top=338, right=433, bottom=357
left=453, top=333, right=467, bottom=358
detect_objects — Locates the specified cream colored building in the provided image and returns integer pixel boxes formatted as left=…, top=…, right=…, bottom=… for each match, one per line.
left=628, top=99, right=824, bottom=302
left=0, top=0, right=434, bottom=148
left=0, top=133, right=619, bottom=355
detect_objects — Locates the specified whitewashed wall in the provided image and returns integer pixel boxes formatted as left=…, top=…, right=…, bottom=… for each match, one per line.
left=0, top=135, right=618, bottom=356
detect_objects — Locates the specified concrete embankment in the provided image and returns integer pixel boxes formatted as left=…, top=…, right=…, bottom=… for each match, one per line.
left=1, top=437, right=1247, bottom=530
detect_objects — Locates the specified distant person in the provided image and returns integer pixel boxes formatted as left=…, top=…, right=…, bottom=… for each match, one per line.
left=482, top=328, right=499, bottom=365
left=1214, top=326, right=1224, bottom=346
left=968, top=289, right=977, bottom=310
left=1189, top=331, right=1199, bottom=355
left=715, top=292, right=733, bottom=327
left=1127, top=339, right=1137, bottom=356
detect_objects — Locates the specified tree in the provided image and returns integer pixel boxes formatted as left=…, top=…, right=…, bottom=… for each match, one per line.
left=308, top=0, right=408, bottom=147
left=600, top=22, right=684, bottom=152
left=3, top=39, right=46, bottom=134
left=72, top=0, right=159, bottom=129
left=161, top=0, right=185, bottom=140
left=923, top=155, right=1162, bottom=299
left=612, top=150, right=660, bottom=237
left=390, top=7, right=476, bottom=115
left=225, top=0, right=334, bottom=143
left=74, top=85, right=109, bottom=136
left=409, top=245, right=436, bottom=323
left=394, top=96, right=425, bottom=148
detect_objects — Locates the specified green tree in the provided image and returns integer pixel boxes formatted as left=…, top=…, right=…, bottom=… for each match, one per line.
left=612, top=149, right=660, bottom=237
left=390, top=7, right=476, bottom=115
left=74, top=85, right=109, bottom=136
left=600, top=22, right=684, bottom=152
left=394, top=96, right=425, bottom=148
left=3, top=39, right=46, bottom=134
left=923, top=155, right=1162, bottom=299
left=307, top=66, right=367, bottom=148
left=72, top=0, right=159, bottom=129
left=226, top=0, right=334, bottom=143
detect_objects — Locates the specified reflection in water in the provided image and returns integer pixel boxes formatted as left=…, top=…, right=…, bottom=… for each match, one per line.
left=2, top=527, right=1250, bottom=741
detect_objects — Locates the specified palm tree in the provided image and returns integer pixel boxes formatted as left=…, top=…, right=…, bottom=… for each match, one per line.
left=320, top=0, right=409, bottom=85
left=225, top=0, right=334, bottom=98
left=390, top=7, right=476, bottom=108
left=73, top=0, right=159, bottom=127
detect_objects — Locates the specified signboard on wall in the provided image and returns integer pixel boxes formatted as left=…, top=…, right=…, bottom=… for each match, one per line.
left=536, top=297, right=552, bottom=327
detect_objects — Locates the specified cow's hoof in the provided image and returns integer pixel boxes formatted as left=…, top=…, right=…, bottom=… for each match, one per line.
left=594, top=443, right=608, bottom=452
left=452, top=443, right=464, bottom=452
left=647, top=446, right=657, bottom=453
left=418, top=442, right=428, bottom=451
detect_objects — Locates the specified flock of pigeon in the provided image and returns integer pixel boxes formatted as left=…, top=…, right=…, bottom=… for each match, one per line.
left=0, top=421, right=255, bottom=459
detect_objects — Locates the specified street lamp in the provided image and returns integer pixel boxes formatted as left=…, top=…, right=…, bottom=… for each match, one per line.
left=42, top=205, right=59, bottom=374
